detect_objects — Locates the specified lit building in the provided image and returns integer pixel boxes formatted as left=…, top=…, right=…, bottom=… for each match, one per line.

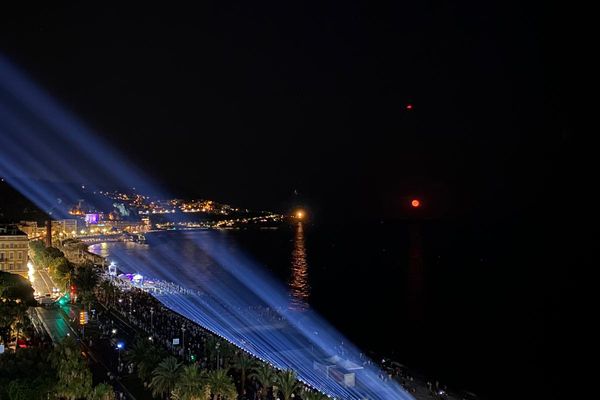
left=52, top=219, right=80, bottom=236
left=0, top=225, right=29, bottom=273
left=17, top=220, right=39, bottom=238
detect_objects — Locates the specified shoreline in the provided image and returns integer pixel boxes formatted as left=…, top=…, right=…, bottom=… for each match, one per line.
left=90, top=235, right=471, bottom=400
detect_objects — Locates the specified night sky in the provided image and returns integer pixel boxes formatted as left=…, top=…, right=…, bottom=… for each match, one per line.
left=0, top=1, right=575, bottom=221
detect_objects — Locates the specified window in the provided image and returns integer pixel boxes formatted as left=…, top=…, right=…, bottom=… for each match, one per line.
left=17, top=251, right=23, bottom=259
left=9, top=251, right=14, bottom=260
left=9, top=263, right=14, bottom=270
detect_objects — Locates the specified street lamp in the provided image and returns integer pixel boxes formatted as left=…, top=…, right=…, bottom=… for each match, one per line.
left=181, top=324, right=186, bottom=354
left=116, top=342, right=124, bottom=366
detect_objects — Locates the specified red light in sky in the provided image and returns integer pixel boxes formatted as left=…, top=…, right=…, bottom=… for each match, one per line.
left=406, top=104, right=413, bottom=110
left=411, top=199, right=420, bottom=208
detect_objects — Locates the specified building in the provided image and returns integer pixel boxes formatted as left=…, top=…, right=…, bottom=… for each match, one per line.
left=52, top=219, right=80, bottom=237
left=0, top=225, right=29, bottom=273
left=18, top=219, right=82, bottom=242
left=17, top=220, right=39, bottom=238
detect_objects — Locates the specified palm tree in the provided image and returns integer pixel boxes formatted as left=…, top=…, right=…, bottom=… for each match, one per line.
left=126, top=338, right=165, bottom=384
left=74, top=262, right=99, bottom=292
left=231, top=351, right=255, bottom=396
left=301, top=390, right=329, bottom=400
left=171, top=364, right=209, bottom=400
left=150, top=356, right=182, bottom=399
left=89, top=383, right=116, bottom=400
left=74, top=264, right=99, bottom=310
left=48, top=336, right=93, bottom=400
left=274, top=370, right=300, bottom=400
left=205, top=369, right=238, bottom=400
left=249, top=364, right=275, bottom=400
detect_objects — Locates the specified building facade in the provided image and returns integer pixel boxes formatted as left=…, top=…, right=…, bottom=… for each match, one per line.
left=0, top=225, right=29, bottom=273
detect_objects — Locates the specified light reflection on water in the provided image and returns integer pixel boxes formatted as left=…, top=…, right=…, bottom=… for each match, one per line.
left=91, top=227, right=313, bottom=311
left=289, top=222, right=310, bottom=310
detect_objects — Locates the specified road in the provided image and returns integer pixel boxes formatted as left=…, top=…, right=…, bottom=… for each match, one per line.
left=29, top=264, right=60, bottom=297
left=26, top=263, right=139, bottom=398
left=33, top=306, right=76, bottom=343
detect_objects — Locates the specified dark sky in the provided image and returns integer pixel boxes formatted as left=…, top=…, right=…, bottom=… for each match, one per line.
left=0, top=1, right=574, bottom=221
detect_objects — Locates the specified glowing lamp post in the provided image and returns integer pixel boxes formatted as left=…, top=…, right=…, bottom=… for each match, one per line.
left=116, top=341, right=124, bottom=365
left=215, top=341, right=221, bottom=370
left=411, top=199, right=421, bottom=208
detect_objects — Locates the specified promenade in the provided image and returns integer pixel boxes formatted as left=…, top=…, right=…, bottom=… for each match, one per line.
left=99, top=274, right=465, bottom=400
left=27, top=258, right=467, bottom=399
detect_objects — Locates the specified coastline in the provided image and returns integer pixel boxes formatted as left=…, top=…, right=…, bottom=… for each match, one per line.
left=88, top=232, right=471, bottom=400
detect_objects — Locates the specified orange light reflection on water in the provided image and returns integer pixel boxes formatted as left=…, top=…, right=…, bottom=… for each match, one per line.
left=290, top=222, right=310, bottom=311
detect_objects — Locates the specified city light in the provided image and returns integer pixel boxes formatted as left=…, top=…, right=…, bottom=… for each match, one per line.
left=0, top=56, right=411, bottom=399
left=411, top=199, right=421, bottom=208
left=27, top=261, right=35, bottom=284
left=58, top=294, right=69, bottom=305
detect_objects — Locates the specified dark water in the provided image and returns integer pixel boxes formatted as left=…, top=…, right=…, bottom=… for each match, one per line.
left=91, top=220, right=547, bottom=399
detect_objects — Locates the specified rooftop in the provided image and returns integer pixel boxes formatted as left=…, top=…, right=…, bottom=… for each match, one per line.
left=0, top=225, right=28, bottom=236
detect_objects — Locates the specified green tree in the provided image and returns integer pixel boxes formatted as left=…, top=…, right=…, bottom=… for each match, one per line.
left=50, top=256, right=74, bottom=288
left=74, top=262, right=99, bottom=292
left=0, top=272, right=33, bottom=345
left=274, top=370, right=300, bottom=400
left=89, top=383, right=116, bottom=400
left=172, top=364, right=209, bottom=400
left=205, top=369, right=237, bottom=400
left=41, top=246, right=66, bottom=269
left=0, top=271, right=35, bottom=304
left=0, top=348, right=56, bottom=399
left=150, top=356, right=182, bottom=399
left=250, top=364, right=275, bottom=400
left=301, top=390, right=329, bottom=400
left=0, top=299, right=26, bottom=344
left=73, top=263, right=99, bottom=310
left=6, top=380, right=31, bottom=400
left=49, top=336, right=93, bottom=400
left=126, top=338, right=166, bottom=384
left=231, top=351, right=255, bottom=396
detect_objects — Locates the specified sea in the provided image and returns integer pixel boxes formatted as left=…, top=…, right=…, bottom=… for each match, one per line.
left=89, top=220, right=546, bottom=399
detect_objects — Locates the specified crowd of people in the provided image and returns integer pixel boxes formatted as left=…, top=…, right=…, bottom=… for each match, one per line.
left=95, top=274, right=457, bottom=399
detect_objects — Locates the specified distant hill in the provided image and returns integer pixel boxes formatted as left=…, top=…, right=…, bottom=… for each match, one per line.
left=0, top=180, right=48, bottom=223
